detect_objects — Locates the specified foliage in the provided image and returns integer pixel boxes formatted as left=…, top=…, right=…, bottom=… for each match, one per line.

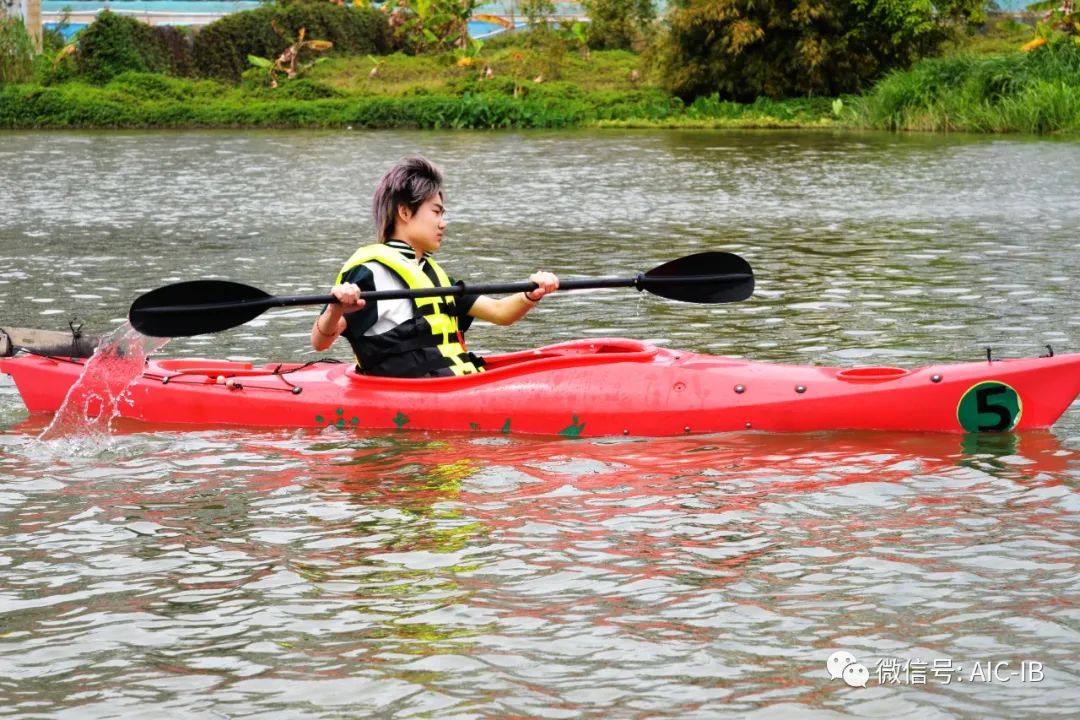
left=657, top=0, right=986, bottom=101
left=192, top=1, right=389, bottom=81
left=388, top=0, right=478, bottom=54
left=11, top=15, right=1079, bottom=135
left=155, top=26, right=197, bottom=77
left=521, top=0, right=556, bottom=31
left=41, top=8, right=73, bottom=55
left=581, top=0, right=656, bottom=51
left=192, top=8, right=280, bottom=81
left=941, top=13, right=1033, bottom=57
left=0, top=18, right=35, bottom=85
left=73, top=10, right=172, bottom=83
left=1024, top=0, right=1080, bottom=47
left=0, top=65, right=836, bottom=130
left=246, top=26, right=333, bottom=87
left=853, top=38, right=1080, bottom=133
left=311, top=44, right=644, bottom=100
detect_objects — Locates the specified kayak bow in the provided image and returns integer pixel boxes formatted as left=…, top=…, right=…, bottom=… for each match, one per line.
left=1, top=337, right=1077, bottom=436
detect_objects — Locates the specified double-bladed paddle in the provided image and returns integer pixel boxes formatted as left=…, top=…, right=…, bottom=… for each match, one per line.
left=128, top=251, right=754, bottom=337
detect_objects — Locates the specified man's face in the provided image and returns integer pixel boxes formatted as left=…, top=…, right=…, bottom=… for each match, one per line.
left=399, top=194, right=446, bottom=255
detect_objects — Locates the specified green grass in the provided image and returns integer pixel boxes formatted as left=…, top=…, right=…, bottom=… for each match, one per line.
left=4, top=20, right=1077, bottom=133
left=310, top=47, right=649, bottom=96
left=941, top=14, right=1037, bottom=57
left=0, top=74, right=834, bottom=129
left=852, top=39, right=1080, bottom=133
left=0, top=42, right=839, bottom=130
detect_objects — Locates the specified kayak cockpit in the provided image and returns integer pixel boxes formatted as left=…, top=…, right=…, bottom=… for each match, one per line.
left=134, top=339, right=659, bottom=387
left=482, top=338, right=657, bottom=370
left=345, top=337, right=660, bottom=385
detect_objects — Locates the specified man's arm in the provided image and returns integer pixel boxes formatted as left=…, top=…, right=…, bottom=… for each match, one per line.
left=467, top=271, right=559, bottom=326
left=311, top=266, right=376, bottom=351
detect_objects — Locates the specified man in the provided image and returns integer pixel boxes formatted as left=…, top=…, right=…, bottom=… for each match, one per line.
left=311, top=155, right=559, bottom=378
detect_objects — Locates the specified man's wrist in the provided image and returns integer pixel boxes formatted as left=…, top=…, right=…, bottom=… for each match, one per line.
left=316, top=315, right=337, bottom=336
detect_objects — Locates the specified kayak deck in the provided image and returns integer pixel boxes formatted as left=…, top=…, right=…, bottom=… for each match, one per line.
left=1, top=338, right=1078, bottom=436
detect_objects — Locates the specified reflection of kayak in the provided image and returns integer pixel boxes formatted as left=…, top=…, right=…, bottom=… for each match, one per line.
left=2, top=333, right=1078, bottom=436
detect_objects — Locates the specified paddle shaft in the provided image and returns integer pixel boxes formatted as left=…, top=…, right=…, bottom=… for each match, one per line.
left=138, top=273, right=751, bottom=315
left=127, top=252, right=755, bottom=336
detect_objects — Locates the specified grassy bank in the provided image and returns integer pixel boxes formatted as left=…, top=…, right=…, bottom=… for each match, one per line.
left=1, top=17, right=1077, bottom=133
left=852, top=39, right=1080, bottom=134
left=0, top=76, right=835, bottom=129
left=0, top=49, right=837, bottom=130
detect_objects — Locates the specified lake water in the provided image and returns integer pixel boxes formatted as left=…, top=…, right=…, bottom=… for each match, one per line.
left=0, top=129, right=1078, bottom=718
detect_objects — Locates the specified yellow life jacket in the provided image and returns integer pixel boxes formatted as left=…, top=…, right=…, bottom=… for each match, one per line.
left=336, top=244, right=484, bottom=377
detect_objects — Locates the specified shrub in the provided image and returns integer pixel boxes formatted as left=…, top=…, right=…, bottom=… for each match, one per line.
left=389, top=0, right=477, bottom=54
left=582, top=0, right=655, bottom=51
left=192, top=2, right=390, bottom=82
left=658, top=0, right=986, bottom=101
left=1, top=18, right=37, bottom=85
left=75, top=11, right=170, bottom=83
left=155, top=25, right=196, bottom=77
left=520, top=0, right=556, bottom=31
left=274, top=77, right=345, bottom=100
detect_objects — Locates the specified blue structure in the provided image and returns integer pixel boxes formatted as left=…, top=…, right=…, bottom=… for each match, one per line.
left=41, top=1, right=542, bottom=40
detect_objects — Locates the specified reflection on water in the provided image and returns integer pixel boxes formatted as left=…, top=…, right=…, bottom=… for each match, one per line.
left=0, top=429, right=1076, bottom=718
left=1, top=130, right=1078, bottom=718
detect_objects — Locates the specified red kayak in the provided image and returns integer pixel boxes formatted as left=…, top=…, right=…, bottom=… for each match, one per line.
left=2, top=333, right=1077, bottom=436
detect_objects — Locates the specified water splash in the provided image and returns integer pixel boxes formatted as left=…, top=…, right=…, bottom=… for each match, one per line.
left=33, top=324, right=169, bottom=453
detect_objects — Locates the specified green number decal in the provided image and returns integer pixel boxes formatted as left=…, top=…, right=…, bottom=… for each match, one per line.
left=957, top=382, right=1021, bottom=432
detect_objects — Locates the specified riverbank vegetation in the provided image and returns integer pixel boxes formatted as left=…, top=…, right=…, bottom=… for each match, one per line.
left=855, top=39, right=1080, bottom=133
left=1, top=0, right=1078, bottom=134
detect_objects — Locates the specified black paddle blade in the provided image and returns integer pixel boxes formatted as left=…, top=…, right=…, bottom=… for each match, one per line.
left=639, top=251, right=754, bottom=303
left=129, top=280, right=273, bottom=337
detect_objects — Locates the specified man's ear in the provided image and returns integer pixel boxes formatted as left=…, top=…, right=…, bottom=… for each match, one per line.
left=397, top=205, right=412, bottom=223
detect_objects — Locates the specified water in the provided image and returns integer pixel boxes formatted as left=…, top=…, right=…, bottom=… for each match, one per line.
left=1, top=129, right=1078, bottom=718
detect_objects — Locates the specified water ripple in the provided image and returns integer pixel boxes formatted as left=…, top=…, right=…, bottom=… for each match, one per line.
left=1, top=131, right=1078, bottom=718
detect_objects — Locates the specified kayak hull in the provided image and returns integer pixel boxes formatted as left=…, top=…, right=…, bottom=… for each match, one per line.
left=2, top=339, right=1078, bottom=436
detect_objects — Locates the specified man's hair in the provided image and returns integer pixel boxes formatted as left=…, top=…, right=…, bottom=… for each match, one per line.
left=372, top=156, right=443, bottom=243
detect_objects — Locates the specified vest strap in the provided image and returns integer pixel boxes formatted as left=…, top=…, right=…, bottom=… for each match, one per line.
left=335, top=244, right=483, bottom=377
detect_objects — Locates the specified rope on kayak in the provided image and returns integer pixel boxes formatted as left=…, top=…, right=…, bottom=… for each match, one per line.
left=20, top=350, right=87, bottom=365
left=267, top=359, right=344, bottom=393
left=269, top=359, right=344, bottom=374
left=144, top=359, right=346, bottom=395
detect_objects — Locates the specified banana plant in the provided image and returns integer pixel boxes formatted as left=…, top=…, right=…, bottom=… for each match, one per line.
left=1023, top=0, right=1079, bottom=49
left=396, top=0, right=478, bottom=53
left=248, top=25, right=333, bottom=88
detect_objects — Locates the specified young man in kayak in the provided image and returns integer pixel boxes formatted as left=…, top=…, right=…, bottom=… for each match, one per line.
left=310, top=156, right=559, bottom=378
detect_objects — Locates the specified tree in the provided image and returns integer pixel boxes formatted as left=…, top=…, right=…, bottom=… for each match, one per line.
left=582, top=0, right=656, bottom=51
left=389, top=0, right=478, bottom=53
left=658, top=0, right=985, bottom=101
